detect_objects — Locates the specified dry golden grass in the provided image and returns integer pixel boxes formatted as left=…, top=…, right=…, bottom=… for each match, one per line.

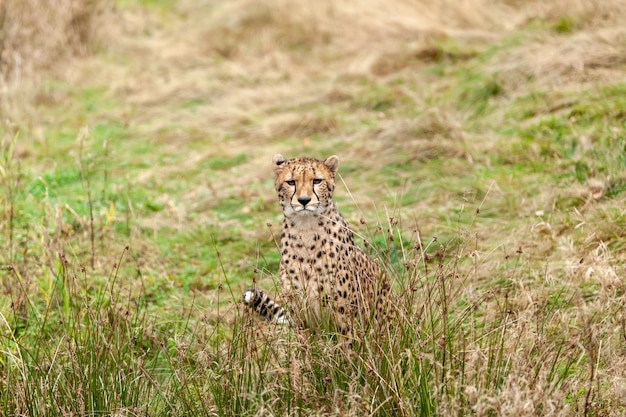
left=0, top=0, right=107, bottom=87
left=1, top=0, right=626, bottom=415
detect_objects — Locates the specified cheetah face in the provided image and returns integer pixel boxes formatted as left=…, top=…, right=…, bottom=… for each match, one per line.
left=272, top=154, right=339, bottom=218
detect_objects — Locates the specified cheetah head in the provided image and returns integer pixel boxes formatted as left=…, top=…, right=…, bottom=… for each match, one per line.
left=272, top=154, right=339, bottom=218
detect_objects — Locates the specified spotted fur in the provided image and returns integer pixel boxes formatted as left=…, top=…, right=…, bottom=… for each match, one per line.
left=242, top=154, right=391, bottom=335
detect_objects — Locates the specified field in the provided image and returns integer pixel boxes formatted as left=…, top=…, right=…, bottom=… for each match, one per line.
left=1, top=0, right=626, bottom=415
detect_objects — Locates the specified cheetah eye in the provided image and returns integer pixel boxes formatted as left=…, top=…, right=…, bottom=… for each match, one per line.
left=286, top=180, right=296, bottom=186
left=313, top=178, right=323, bottom=185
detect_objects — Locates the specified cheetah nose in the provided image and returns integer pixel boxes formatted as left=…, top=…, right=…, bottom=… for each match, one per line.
left=298, top=196, right=312, bottom=207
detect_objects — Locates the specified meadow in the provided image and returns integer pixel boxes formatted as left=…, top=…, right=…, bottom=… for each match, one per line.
left=1, top=0, right=625, bottom=415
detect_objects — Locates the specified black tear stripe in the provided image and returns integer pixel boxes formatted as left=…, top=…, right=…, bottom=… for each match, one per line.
left=288, top=181, right=297, bottom=202
left=308, top=170, right=320, bottom=202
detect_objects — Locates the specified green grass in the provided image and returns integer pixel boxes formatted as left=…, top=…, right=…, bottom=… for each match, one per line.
left=2, top=0, right=626, bottom=415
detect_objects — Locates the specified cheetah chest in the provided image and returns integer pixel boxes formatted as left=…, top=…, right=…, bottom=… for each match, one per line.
left=279, top=216, right=356, bottom=302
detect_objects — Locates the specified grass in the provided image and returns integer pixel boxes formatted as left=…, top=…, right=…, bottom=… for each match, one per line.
left=1, top=0, right=626, bottom=415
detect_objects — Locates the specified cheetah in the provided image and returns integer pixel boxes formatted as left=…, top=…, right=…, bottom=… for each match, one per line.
left=243, top=154, right=391, bottom=335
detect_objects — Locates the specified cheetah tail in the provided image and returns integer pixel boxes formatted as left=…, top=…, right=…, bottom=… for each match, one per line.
left=242, top=288, right=289, bottom=325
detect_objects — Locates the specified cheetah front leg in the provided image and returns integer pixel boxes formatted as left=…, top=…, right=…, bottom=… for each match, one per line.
left=242, top=288, right=289, bottom=325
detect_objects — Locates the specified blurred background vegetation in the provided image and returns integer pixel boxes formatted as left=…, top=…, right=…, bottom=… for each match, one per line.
left=1, top=0, right=625, bottom=415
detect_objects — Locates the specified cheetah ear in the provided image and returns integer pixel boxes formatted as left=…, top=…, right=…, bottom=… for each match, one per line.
left=323, top=155, right=339, bottom=174
left=272, top=154, right=287, bottom=171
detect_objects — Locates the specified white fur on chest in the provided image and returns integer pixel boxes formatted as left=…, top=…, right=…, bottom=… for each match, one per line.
left=284, top=211, right=345, bottom=246
left=290, top=212, right=321, bottom=230
left=282, top=214, right=322, bottom=247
